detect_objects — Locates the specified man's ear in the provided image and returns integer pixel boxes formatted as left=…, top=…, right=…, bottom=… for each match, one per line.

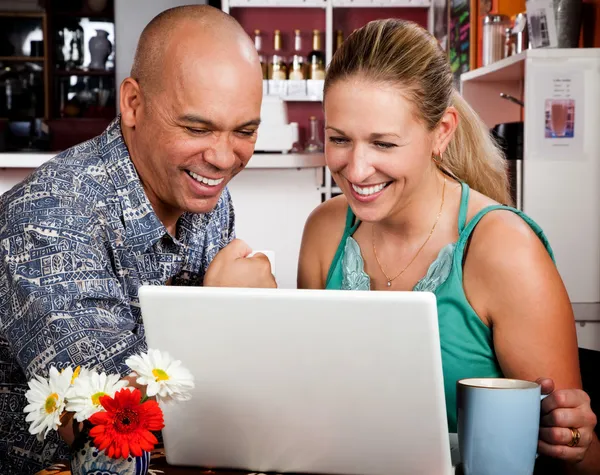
left=120, top=78, right=143, bottom=129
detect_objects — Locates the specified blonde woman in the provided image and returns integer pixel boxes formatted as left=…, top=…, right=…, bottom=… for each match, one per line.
left=298, top=19, right=599, bottom=472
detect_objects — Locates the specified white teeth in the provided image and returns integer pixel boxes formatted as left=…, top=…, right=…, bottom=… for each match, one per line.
left=352, top=183, right=387, bottom=196
left=188, top=171, right=224, bottom=186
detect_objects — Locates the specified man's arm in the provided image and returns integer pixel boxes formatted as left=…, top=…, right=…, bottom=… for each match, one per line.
left=0, top=215, right=145, bottom=443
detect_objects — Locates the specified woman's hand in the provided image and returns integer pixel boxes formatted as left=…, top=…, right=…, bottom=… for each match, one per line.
left=537, top=378, right=598, bottom=464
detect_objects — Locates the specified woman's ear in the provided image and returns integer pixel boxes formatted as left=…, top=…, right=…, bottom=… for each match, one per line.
left=433, top=106, right=459, bottom=155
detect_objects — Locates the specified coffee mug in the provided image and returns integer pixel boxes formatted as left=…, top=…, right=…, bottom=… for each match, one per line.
left=248, top=250, right=276, bottom=277
left=457, top=378, right=543, bottom=475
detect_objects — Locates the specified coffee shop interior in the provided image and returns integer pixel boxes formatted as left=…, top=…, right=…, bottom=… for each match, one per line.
left=1, top=0, right=600, bottom=342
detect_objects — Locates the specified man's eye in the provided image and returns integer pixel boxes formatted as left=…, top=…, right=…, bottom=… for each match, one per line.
left=237, top=130, right=256, bottom=137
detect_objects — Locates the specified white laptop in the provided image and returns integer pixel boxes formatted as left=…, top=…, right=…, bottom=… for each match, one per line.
left=139, top=286, right=453, bottom=475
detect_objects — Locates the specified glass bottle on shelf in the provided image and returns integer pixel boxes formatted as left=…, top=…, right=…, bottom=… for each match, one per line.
left=254, top=29, right=267, bottom=79
left=268, top=30, right=287, bottom=80
left=308, top=30, right=325, bottom=80
left=288, top=30, right=306, bottom=80
left=335, top=30, right=344, bottom=52
left=305, top=116, right=324, bottom=153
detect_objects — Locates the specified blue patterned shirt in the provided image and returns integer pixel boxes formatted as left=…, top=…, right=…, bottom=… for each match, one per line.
left=0, top=118, right=235, bottom=473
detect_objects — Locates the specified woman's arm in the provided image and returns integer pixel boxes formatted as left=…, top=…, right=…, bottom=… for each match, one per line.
left=464, top=209, right=599, bottom=473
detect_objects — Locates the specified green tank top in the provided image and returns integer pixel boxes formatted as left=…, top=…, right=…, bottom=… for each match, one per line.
left=325, top=183, right=554, bottom=432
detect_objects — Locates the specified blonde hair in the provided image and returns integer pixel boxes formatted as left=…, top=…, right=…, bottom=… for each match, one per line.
left=324, top=19, right=511, bottom=205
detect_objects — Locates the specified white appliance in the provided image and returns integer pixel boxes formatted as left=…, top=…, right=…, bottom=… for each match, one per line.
left=140, top=286, right=453, bottom=475
left=255, top=96, right=298, bottom=153
left=461, top=49, right=600, bottom=350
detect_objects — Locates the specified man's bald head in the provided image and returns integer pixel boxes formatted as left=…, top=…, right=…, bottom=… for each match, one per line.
left=120, top=4, right=263, bottom=228
left=131, top=5, right=257, bottom=93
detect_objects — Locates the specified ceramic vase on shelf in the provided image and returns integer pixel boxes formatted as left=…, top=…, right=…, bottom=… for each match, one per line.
left=87, top=0, right=108, bottom=12
left=69, top=424, right=151, bottom=475
left=89, top=30, right=112, bottom=70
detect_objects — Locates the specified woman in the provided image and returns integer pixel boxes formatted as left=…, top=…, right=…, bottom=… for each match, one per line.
left=297, top=19, right=599, bottom=471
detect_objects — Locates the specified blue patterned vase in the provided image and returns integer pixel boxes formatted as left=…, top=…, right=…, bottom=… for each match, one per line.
left=70, top=427, right=150, bottom=475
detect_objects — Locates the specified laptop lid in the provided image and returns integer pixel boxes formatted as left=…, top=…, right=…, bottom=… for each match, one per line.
left=139, top=286, right=451, bottom=475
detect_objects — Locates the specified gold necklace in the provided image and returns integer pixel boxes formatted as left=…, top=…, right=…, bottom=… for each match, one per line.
left=372, top=177, right=446, bottom=287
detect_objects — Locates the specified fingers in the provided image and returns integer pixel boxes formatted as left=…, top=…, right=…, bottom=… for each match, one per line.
left=539, top=426, right=593, bottom=448
left=536, top=377, right=555, bottom=395
left=541, top=406, right=596, bottom=429
left=541, top=389, right=592, bottom=416
left=538, top=439, right=588, bottom=463
left=222, top=239, right=253, bottom=259
left=248, top=252, right=270, bottom=264
left=249, top=254, right=277, bottom=288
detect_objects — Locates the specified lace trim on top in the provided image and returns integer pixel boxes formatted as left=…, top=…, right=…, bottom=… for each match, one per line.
left=340, top=236, right=455, bottom=292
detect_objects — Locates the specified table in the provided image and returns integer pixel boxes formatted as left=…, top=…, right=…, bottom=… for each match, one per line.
left=38, top=451, right=267, bottom=475
left=38, top=438, right=464, bottom=475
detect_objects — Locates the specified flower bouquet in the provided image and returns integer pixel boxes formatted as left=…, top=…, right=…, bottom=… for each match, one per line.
left=23, top=349, right=194, bottom=475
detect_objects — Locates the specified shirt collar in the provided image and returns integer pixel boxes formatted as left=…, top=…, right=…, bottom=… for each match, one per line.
left=97, top=117, right=177, bottom=253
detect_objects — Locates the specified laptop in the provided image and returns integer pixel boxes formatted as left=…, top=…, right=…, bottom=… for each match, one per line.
left=139, top=286, right=453, bottom=475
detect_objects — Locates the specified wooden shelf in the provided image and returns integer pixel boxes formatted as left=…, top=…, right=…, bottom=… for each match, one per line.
left=460, top=51, right=526, bottom=84
left=54, top=69, right=115, bottom=77
left=332, top=0, right=430, bottom=7
left=279, top=95, right=323, bottom=102
left=0, top=11, right=45, bottom=18
left=228, top=0, right=429, bottom=7
left=229, top=0, right=327, bottom=7
left=52, top=11, right=114, bottom=20
left=0, top=152, right=326, bottom=170
left=0, top=56, right=44, bottom=62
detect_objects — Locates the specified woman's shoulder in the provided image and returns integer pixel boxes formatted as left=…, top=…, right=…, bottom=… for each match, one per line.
left=303, top=194, right=350, bottom=246
left=463, top=187, right=554, bottom=292
left=464, top=187, right=546, bottom=253
left=299, top=195, right=352, bottom=288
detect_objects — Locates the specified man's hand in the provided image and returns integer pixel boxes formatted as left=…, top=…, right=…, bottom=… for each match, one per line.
left=204, top=239, right=277, bottom=288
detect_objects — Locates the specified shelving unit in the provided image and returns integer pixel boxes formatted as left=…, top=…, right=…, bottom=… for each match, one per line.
left=53, top=69, right=115, bottom=77
left=461, top=49, right=600, bottom=329
left=222, top=0, right=433, bottom=200
left=0, top=10, right=49, bottom=122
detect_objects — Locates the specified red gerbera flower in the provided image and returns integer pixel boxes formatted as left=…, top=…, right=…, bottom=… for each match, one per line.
left=88, top=388, right=165, bottom=459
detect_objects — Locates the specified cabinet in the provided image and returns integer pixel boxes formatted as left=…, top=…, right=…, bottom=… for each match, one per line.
left=222, top=0, right=433, bottom=200
left=0, top=1, right=117, bottom=152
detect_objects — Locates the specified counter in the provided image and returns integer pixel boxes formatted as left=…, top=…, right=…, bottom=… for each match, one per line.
left=0, top=152, right=326, bottom=289
left=0, top=152, right=326, bottom=170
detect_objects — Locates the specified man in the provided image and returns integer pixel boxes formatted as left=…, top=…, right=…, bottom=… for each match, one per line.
left=0, top=6, right=275, bottom=472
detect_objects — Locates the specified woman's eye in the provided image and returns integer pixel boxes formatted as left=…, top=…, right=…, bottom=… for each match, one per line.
left=329, top=137, right=349, bottom=145
left=374, top=142, right=397, bottom=149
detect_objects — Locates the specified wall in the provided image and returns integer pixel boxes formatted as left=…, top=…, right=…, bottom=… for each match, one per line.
left=582, top=0, right=600, bottom=46
left=114, top=0, right=206, bottom=107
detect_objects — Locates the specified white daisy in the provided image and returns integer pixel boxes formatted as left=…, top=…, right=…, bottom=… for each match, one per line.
left=65, top=370, right=129, bottom=422
left=24, top=366, right=73, bottom=441
left=125, top=348, right=194, bottom=403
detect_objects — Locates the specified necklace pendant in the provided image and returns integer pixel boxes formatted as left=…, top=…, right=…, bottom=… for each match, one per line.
left=387, top=281, right=392, bottom=287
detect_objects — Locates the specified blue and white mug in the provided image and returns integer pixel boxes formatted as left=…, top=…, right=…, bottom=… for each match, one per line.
left=457, top=378, right=543, bottom=475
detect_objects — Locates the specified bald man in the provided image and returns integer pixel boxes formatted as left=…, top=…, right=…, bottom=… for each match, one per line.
left=0, top=6, right=275, bottom=471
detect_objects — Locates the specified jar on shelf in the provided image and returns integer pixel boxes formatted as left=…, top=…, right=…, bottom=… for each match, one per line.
left=482, top=14, right=510, bottom=66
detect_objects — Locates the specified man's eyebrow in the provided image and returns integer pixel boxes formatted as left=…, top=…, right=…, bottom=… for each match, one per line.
left=177, top=115, right=261, bottom=129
